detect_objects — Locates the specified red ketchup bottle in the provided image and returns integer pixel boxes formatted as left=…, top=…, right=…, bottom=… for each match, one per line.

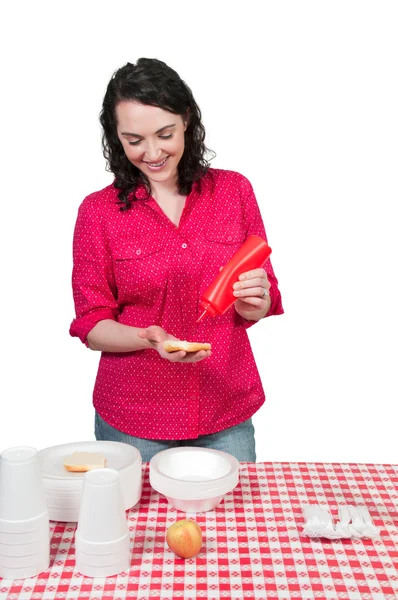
left=196, top=235, right=272, bottom=323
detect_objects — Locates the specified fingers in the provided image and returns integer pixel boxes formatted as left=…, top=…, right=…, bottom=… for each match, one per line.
left=233, top=270, right=271, bottom=300
left=234, top=295, right=265, bottom=307
left=185, top=350, right=212, bottom=363
left=166, top=350, right=187, bottom=362
left=167, top=350, right=212, bottom=363
left=139, top=326, right=212, bottom=363
left=187, top=350, right=211, bottom=362
left=233, top=265, right=271, bottom=306
left=234, top=276, right=266, bottom=290
left=238, top=268, right=267, bottom=281
left=233, top=285, right=267, bottom=299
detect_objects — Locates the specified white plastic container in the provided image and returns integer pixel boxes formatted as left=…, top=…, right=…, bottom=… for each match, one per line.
left=0, top=554, right=51, bottom=579
left=0, top=512, right=49, bottom=537
left=75, top=469, right=130, bottom=577
left=39, top=441, right=142, bottom=521
left=77, top=469, right=128, bottom=542
left=149, top=447, right=239, bottom=512
left=0, top=548, right=49, bottom=569
left=76, top=547, right=129, bottom=568
left=0, top=446, right=50, bottom=579
left=0, top=533, right=50, bottom=557
left=0, top=447, right=47, bottom=521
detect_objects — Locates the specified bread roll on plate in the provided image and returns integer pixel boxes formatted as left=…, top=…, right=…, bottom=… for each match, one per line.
left=163, top=340, right=211, bottom=353
left=63, top=451, right=106, bottom=472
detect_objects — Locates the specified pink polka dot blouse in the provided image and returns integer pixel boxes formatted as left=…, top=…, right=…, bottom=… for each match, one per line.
left=70, top=169, right=284, bottom=440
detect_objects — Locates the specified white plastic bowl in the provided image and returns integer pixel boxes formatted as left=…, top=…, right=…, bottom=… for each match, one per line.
left=149, top=447, right=239, bottom=512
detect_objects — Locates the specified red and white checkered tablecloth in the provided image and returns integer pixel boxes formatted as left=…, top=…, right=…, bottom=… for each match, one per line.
left=1, top=462, right=397, bottom=600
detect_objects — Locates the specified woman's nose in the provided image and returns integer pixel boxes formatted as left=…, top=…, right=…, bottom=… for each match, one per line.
left=144, top=140, right=162, bottom=162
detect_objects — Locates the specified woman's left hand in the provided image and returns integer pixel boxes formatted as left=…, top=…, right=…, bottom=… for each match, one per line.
left=232, top=267, right=271, bottom=320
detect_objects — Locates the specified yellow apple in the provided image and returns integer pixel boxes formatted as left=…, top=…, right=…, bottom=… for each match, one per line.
left=166, top=519, right=203, bottom=559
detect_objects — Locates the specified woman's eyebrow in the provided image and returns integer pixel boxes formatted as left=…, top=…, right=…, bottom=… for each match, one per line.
left=121, top=124, right=176, bottom=138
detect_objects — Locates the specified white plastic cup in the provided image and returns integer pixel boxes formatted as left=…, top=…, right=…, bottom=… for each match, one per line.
left=0, top=446, right=50, bottom=579
left=0, top=529, right=50, bottom=556
left=75, top=469, right=130, bottom=577
left=0, top=541, right=50, bottom=567
left=76, top=542, right=130, bottom=567
left=76, top=469, right=128, bottom=543
left=0, top=512, right=49, bottom=536
left=0, top=447, right=47, bottom=521
left=0, top=529, right=46, bottom=546
left=0, top=535, right=50, bottom=578
left=0, top=554, right=44, bottom=569
left=75, top=533, right=129, bottom=556
left=74, top=559, right=129, bottom=578
left=0, top=546, right=50, bottom=579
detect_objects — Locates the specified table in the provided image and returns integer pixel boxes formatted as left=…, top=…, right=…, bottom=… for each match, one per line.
left=1, top=462, right=398, bottom=600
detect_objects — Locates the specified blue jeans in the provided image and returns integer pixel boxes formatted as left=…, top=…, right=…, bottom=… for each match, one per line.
left=94, top=412, right=256, bottom=463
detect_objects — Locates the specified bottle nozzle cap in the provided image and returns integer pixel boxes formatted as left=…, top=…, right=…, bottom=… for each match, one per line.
left=196, top=310, right=208, bottom=324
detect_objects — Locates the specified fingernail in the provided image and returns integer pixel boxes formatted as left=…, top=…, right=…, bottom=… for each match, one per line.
left=233, top=283, right=241, bottom=290
left=239, top=274, right=246, bottom=280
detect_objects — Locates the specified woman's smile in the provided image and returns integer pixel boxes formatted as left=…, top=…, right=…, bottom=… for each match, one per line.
left=116, top=101, right=187, bottom=186
left=143, top=156, right=170, bottom=170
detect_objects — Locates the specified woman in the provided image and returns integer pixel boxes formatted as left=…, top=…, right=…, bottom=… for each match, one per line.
left=70, top=58, right=283, bottom=462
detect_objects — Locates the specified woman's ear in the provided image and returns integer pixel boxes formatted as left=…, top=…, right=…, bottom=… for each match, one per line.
left=183, top=108, right=190, bottom=130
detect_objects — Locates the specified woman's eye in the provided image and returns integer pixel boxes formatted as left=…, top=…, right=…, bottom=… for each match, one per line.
left=128, top=134, right=171, bottom=146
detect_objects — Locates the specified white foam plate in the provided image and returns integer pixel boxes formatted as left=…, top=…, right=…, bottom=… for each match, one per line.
left=39, top=441, right=140, bottom=479
left=38, top=441, right=142, bottom=522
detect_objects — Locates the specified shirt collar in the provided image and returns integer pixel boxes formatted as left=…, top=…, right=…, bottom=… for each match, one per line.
left=134, top=179, right=199, bottom=201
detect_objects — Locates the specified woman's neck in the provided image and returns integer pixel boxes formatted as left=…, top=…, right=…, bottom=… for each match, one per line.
left=150, top=174, right=179, bottom=199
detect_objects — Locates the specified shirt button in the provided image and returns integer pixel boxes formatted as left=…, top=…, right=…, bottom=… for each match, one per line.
left=227, top=236, right=232, bottom=241
left=181, top=243, right=187, bottom=249
left=136, top=248, right=142, bottom=255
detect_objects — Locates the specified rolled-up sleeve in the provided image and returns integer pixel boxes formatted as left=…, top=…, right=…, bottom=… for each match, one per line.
left=69, top=197, right=119, bottom=345
left=237, top=175, right=284, bottom=326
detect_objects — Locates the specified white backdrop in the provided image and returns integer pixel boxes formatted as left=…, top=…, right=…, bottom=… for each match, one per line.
left=1, top=1, right=397, bottom=463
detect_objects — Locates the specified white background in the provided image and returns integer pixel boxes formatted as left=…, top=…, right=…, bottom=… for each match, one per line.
left=1, top=1, right=397, bottom=463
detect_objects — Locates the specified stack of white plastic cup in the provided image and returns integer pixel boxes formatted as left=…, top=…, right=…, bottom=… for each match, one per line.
left=0, top=446, right=50, bottom=579
left=75, top=468, right=130, bottom=577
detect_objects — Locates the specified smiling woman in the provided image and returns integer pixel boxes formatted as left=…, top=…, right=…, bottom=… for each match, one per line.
left=99, top=59, right=211, bottom=211
left=117, top=103, right=186, bottom=179
left=69, top=58, right=284, bottom=463
left=115, top=103, right=189, bottom=226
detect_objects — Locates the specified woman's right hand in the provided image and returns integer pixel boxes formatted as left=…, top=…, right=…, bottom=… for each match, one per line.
left=138, top=325, right=211, bottom=363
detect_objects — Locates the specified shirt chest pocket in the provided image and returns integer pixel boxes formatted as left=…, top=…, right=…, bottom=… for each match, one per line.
left=112, top=238, right=168, bottom=303
left=205, top=222, right=246, bottom=267
left=206, top=224, right=246, bottom=245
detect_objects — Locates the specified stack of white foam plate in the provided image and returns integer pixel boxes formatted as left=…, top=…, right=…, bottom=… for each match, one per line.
left=38, top=441, right=142, bottom=522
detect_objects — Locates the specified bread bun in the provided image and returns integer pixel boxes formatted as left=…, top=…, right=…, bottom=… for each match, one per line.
left=63, top=451, right=106, bottom=472
left=163, top=340, right=211, bottom=353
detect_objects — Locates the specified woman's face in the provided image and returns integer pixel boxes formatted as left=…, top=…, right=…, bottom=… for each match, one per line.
left=116, top=101, right=187, bottom=186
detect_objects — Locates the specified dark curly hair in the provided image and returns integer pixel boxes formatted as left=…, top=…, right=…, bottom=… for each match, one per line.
left=99, top=58, right=215, bottom=210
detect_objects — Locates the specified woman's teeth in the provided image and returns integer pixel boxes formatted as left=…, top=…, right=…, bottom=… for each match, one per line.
left=146, top=157, right=168, bottom=168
